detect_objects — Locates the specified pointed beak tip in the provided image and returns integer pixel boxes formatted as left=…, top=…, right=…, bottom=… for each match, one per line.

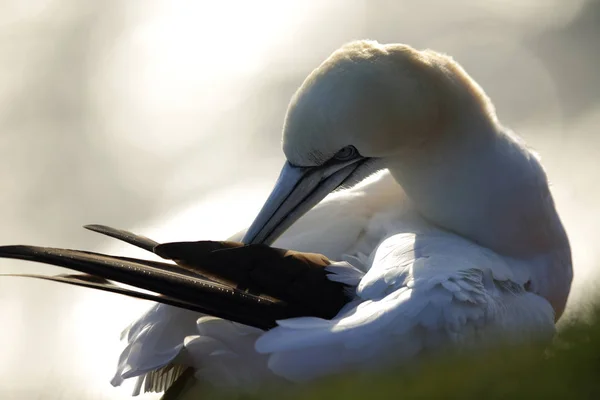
left=242, top=158, right=366, bottom=245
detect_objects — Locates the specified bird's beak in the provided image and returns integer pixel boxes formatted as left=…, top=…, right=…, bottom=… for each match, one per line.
left=242, top=159, right=366, bottom=245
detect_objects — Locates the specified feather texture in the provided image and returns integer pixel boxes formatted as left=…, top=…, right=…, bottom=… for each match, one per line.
left=255, top=230, right=556, bottom=382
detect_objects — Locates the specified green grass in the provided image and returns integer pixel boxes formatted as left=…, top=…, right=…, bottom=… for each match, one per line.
left=203, top=306, right=600, bottom=399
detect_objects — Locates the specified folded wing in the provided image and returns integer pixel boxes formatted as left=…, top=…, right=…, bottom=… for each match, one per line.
left=0, top=225, right=353, bottom=330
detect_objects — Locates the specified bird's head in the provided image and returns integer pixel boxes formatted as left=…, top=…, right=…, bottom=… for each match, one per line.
left=283, top=40, right=497, bottom=165
left=242, top=40, right=499, bottom=245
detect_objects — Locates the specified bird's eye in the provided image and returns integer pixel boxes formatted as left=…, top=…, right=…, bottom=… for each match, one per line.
left=334, top=146, right=358, bottom=161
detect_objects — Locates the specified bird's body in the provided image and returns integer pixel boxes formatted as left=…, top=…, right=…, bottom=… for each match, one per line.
left=116, top=169, right=561, bottom=394
left=0, top=40, right=572, bottom=397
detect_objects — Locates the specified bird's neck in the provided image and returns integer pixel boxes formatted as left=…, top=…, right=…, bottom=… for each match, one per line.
left=386, top=116, right=572, bottom=317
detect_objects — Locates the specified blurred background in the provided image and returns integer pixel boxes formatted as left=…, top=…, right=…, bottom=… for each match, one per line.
left=0, top=0, right=598, bottom=398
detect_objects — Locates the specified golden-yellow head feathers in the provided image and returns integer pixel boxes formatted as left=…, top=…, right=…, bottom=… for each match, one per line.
left=282, top=40, right=498, bottom=166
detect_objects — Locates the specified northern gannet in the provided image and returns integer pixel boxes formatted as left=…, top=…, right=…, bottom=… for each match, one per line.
left=0, top=40, right=572, bottom=398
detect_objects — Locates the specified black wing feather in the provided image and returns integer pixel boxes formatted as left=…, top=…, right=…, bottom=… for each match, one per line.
left=155, top=241, right=349, bottom=319
left=0, top=245, right=293, bottom=329
left=0, top=224, right=355, bottom=397
left=84, top=224, right=159, bottom=253
left=1, top=272, right=229, bottom=316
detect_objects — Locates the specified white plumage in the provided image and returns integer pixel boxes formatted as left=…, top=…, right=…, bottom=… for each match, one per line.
left=106, top=40, right=572, bottom=395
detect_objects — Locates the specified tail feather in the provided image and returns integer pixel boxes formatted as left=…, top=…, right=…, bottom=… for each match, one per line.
left=141, top=363, right=190, bottom=395
left=159, top=367, right=200, bottom=400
